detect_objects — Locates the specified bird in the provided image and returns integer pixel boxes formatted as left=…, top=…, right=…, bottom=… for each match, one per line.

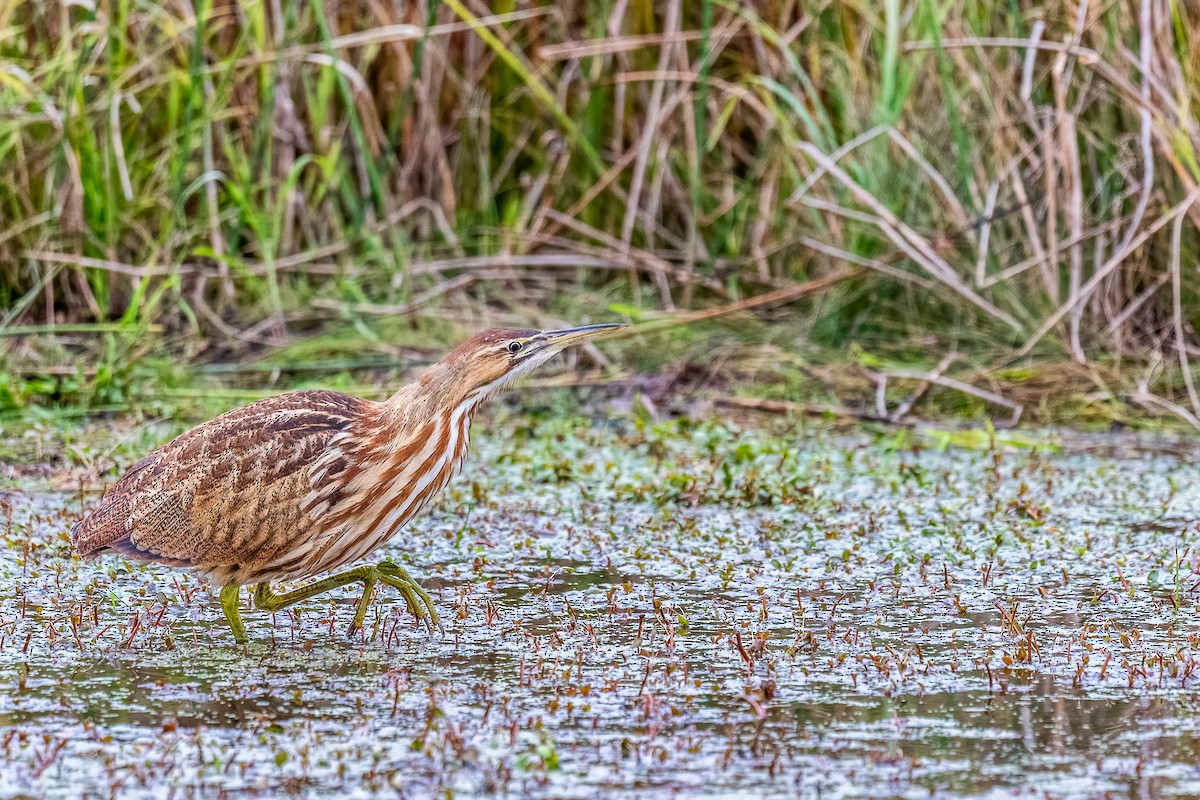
left=71, top=323, right=625, bottom=644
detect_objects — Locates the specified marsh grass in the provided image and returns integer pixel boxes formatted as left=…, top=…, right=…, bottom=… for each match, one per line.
left=2, top=1, right=1200, bottom=424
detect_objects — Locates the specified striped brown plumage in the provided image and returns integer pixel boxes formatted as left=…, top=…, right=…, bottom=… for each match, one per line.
left=71, top=326, right=619, bottom=592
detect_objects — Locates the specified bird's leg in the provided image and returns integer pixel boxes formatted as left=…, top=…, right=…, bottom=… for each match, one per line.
left=253, top=564, right=376, bottom=614
left=250, top=562, right=438, bottom=640
left=220, top=584, right=248, bottom=645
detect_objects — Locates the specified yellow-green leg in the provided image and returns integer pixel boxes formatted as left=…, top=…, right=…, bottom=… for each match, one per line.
left=245, top=559, right=438, bottom=642
left=220, top=584, right=248, bottom=645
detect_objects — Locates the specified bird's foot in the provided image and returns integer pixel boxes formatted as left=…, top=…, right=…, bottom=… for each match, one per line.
left=345, top=560, right=440, bottom=639
left=378, top=560, right=441, bottom=631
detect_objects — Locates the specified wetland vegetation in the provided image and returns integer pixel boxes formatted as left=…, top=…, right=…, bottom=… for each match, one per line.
left=3, top=1, right=1200, bottom=428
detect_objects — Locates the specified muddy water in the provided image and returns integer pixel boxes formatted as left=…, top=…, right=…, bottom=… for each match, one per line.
left=3, top=419, right=1200, bottom=798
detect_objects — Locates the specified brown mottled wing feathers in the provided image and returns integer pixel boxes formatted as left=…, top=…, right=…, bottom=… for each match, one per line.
left=71, top=390, right=368, bottom=572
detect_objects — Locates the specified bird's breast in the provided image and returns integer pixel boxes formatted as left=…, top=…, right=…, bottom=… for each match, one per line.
left=303, top=402, right=476, bottom=574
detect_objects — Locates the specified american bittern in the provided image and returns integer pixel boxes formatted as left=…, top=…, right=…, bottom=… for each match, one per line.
left=71, top=324, right=623, bottom=644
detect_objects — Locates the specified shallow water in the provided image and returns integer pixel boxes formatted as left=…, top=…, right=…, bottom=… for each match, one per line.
left=3, top=419, right=1200, bottom=798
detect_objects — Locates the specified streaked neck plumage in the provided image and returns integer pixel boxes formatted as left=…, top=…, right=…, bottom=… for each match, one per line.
left=380, top=360, right=489, bottom=434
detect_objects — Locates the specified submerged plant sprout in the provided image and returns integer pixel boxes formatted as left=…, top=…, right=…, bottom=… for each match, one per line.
left=3, top=415, right=1200, bottom=797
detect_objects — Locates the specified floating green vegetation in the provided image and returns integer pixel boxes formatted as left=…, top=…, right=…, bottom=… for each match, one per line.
left=2, top=414, right=1200, bottom=797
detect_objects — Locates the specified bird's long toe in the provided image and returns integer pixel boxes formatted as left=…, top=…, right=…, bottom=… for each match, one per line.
left=377, top=563, right=439, bottom=630
left=382, top=575, right=429, bottom=623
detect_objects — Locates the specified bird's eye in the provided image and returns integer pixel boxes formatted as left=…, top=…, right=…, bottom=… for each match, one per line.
left=506, top=341, right=523, bottom=354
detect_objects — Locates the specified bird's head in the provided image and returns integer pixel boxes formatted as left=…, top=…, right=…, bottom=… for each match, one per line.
left=438, top=323, right=626, bottom=405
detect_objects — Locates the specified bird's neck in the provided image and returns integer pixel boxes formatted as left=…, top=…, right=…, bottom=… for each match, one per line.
left=381, top=362, right=483, bottom=432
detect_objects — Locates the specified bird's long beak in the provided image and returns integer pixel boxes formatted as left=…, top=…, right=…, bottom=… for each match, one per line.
left=523, top=322, right=626, bottom=359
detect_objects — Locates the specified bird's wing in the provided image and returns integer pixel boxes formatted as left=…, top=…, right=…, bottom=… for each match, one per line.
left=71, top=390, right=371, bottom=570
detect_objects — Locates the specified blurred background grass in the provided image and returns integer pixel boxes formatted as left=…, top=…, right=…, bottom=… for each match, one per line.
left=2, top=0, right=1200, bottom=428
